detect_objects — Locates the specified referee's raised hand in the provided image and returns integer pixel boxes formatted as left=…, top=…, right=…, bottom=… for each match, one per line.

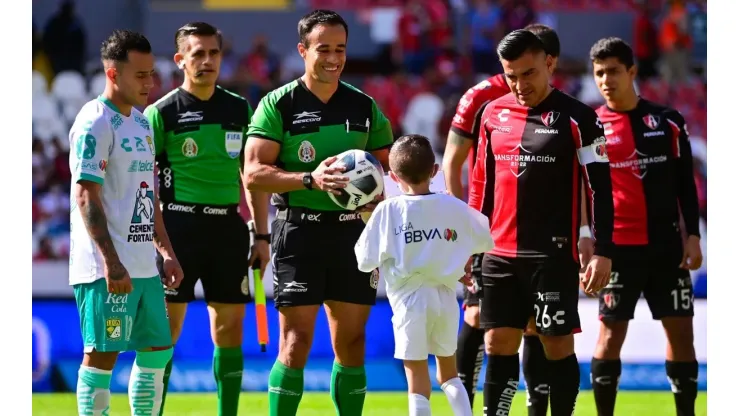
left=311, top=156, right=350, bottom=195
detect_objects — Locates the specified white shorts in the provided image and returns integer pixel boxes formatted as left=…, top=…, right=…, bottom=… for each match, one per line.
left=390, top=285, right=460, bottom=360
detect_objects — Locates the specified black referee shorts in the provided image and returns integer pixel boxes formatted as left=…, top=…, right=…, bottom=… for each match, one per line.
left=271, top=207, right=378, bottom=308
left=157, top=202, right=251, bottom=304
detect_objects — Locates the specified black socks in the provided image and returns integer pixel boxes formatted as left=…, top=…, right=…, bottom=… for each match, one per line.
left=483, top=354, right=520, bottom=416
left=522, top=335, right=549, bottom=416
left=456, top=322, right=486, bottom=407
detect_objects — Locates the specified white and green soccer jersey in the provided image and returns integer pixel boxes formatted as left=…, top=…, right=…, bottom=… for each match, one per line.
left=68, top=96, right=159, bottom=285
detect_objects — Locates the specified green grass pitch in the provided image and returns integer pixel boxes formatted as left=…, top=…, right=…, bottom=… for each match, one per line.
left=33, top=391, right=707, bottom=415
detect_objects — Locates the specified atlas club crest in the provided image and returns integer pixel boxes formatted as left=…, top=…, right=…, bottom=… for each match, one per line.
left=541, top=111, right=560, bottom=127
left=642, top=114, right=660, bottom=130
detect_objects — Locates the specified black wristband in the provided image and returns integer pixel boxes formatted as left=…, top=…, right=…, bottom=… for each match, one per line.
left=254, top=233, right=271, bottom=242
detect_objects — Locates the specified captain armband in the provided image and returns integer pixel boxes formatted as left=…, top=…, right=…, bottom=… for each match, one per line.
left=577, top=136, right=609, bottom=165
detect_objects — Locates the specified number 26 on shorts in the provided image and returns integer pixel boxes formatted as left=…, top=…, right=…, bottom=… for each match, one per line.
left=534, top=304, right=565, bottom=329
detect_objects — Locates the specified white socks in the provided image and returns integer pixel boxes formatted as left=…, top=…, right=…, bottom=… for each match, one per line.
left=77, top=349, right=172, bottom=416
left=408, top=377, right=473, bottom=416
left=128, top=349, right=173, bottom=415
left=409, top=393, right=432, bottom=416
left=442, top=377, right=473, bottom=416
left=128, top=362, right=166, bottom=416
left=76, top=365, right=112, bottom=416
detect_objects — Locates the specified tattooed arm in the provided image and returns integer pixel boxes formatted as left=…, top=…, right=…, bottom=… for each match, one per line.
left=74, top=181, right=130, bottom=289
left=70, top=110, right=133, bottom=293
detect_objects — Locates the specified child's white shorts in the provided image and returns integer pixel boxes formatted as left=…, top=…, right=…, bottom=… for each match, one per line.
left=390, top=285, right=460, bottom=360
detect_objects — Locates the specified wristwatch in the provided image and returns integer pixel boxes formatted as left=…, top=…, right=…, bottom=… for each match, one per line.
left=302, top=172, right=313, bottom=190
left=254, top=233, right=271, bottom=242
left=248, top=220, right=271, bottom=243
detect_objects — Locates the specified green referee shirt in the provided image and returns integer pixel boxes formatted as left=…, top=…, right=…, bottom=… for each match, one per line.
left=144, top=86, right=253, bottom=206
left=247, top=79, right=394, bottom=211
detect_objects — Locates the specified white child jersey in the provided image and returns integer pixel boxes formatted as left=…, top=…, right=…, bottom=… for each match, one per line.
left=354, top=192, right=494, bottom=300
left=68, top=96, right=158, bottom=285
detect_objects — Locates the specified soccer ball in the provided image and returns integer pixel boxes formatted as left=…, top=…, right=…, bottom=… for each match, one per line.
left=328, top=149, right=385, bottom=210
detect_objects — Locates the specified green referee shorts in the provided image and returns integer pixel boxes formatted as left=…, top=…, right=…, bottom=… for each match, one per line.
left=73, top=276, right=172, bottom=352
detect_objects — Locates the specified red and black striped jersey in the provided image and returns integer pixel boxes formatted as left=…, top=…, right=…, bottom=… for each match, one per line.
left=449, top=74, right=511, bottom=192
left=596, top=99, right=700, bottom=246
left=469, top=88, right=614, bottom=261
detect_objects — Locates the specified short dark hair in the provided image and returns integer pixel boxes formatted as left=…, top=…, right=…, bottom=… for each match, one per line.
left=589, top=37, right=635, bottom=68
left=298, top=9, right=349, bottom=47
left=497, top=29, right=546, bottom=62
left=524, top=23, right=560, bottom=58
left=389, top=135, right=436, bottom=185
left=100, top=30, right=152, bottom=63
left=175, top=22, right=223, bottom=52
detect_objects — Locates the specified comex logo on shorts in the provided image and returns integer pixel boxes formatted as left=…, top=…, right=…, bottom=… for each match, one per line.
left=283, top=281, right=308, bottom=293
left=339, top=213, right=362, bottom=222
left=166, top=203, right=229, bottom=216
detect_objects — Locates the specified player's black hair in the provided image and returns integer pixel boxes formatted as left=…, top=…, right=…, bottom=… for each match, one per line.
left=524, top=23, right=560, bottom=58
left=589, top=37, right=635, bottom=68
left=100, top=30, right=152, bottom=63
left=390, top=135, right=436, bottom=185
left=497, top=29, right=547, bottom=62
left=175, top=22, right=223, bottom=52
left=298, top=9, right=349, bottom=47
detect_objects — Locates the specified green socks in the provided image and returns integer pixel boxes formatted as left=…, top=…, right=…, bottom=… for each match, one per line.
left=267, top=360, right=366, bottom=416
left=158, top=357, right=173, bottom=416
left=330, top=362, right=367, bottom=416
left=268, top=360, right=304, bottom=416
left=213, top=347, right=244, bottom=416
left=160, top=347, right=243, bottom=416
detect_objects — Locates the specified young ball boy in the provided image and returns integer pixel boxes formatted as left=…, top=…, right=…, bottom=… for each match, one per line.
left=354, top=134, right=494, bottom=416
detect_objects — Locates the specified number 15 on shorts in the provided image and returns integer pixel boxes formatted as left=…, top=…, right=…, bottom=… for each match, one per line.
left=671, top=288, right=693, bottom=310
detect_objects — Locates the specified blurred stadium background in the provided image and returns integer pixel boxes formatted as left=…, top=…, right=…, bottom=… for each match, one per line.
left=32, top=0, right=707, bottom=401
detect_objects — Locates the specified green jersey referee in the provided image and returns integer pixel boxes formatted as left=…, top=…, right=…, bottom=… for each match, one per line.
left=143, top=22, right=262, bottom=416
left=243, top=9, right=393, bottom=416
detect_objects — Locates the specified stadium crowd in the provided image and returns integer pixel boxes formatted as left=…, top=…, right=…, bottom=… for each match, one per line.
left=31, top=0, right=707, bottom=285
